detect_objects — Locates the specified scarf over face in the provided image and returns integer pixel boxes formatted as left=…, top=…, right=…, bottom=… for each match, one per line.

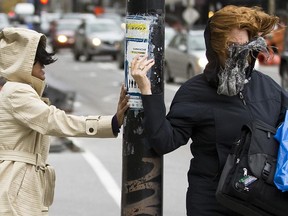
left=217, top=37, right=269, bottom=96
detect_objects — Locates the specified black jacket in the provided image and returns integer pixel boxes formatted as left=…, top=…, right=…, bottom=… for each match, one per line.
left=141, top=23, right=288, bottom=215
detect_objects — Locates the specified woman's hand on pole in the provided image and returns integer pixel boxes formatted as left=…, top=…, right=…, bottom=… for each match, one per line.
left=131, top=54, right=155, bottom=95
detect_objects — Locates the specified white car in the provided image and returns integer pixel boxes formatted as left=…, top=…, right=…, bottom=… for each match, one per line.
left=165, top=29, right=208, bottom=83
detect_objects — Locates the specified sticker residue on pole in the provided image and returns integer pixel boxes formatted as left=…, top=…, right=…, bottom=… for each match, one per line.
left=125, top=15, right=155, bottom=110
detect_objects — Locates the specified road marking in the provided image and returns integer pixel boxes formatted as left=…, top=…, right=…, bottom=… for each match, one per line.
left=81, top=150, right=121, bottom=207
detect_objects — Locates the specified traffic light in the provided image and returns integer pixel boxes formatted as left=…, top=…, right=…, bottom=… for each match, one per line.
left=40, top=0, right=49, bottom=4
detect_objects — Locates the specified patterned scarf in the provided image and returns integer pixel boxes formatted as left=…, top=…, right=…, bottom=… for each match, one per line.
left=217, top=37, right=269, bottom=96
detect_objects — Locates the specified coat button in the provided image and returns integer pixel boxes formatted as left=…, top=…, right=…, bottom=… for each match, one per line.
left=89, top=128, right=94, bottom=133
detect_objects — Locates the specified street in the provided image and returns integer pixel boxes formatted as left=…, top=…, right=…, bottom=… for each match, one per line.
left=46, top=49, right=281, bottom=216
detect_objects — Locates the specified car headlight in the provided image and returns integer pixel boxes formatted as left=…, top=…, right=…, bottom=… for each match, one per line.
left=198, top=57, right=208, bottom=68
left=121, top=22, right=126, bottom=30
left=92, top=38, right=101, bottom=46
left=57, top=35, right=68, bottom=43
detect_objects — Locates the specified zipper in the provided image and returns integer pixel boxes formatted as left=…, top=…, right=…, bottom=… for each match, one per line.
left=239, top=91, right=246, bottom=105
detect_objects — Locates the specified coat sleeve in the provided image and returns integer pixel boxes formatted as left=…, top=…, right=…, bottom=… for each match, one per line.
left=5, top=84, right=116, bottom=138
left=141, top=94, right=192, bottom=155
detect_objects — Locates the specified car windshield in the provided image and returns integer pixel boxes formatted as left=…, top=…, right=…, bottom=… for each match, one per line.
left=87, top=22, right=119, bottom=34
left=62, top=13, right=96, bottom=21
left=188, top=33, right=206, bottom=51
left=57, top=22, right=81, bottom=31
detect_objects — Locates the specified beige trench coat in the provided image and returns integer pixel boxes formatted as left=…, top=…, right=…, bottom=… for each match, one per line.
left=0, top=28, right=117, bottom=215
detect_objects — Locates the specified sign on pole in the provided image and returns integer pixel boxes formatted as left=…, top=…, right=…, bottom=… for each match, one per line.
left=121, top=0, right=165, bottom=215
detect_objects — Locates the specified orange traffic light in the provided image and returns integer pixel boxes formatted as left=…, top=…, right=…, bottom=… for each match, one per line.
left=40, top=0, right=48, bottom=4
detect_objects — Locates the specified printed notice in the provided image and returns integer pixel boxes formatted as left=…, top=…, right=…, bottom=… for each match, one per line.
left=125, top=16, right=154, bottom=109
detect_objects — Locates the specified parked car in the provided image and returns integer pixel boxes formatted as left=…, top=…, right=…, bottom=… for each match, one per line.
left=50, top=19, right=82, bottom=53
left=164, top=26, right=177, bottom=47
left=279, top=26, right=288, bottom=90
left=164, top=29, right=207, bottom=83
left=73, top=18, right=124, bottom=61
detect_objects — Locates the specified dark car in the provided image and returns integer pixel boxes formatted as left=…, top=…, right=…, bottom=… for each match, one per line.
left=73, top=18, right=124, bottom=61
left=50, top=18, right=82, bottom=53
left=279, top=27, right=288, bottom=90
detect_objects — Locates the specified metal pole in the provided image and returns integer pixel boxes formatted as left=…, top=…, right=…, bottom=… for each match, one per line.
left=33, top=0, right=41, bottom=32
left=268, top=0, right=275, bottom=15
left=72, top=0, right=78, bottom=12
left=121, top=0, right=165, bottom=215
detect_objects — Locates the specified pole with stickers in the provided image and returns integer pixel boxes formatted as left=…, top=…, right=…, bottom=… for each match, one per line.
left=121, top=0, right=165, bottom=215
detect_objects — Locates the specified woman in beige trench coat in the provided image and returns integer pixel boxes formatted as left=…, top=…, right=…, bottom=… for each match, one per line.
left=0, top=27, right=129, bottom=216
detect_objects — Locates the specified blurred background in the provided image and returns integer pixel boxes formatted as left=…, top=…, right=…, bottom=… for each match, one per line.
left=1, top=0, right=287, bottom=88
left=0, top=0, right=288, bottom=215
left=1, top=0, right=287, bottom=29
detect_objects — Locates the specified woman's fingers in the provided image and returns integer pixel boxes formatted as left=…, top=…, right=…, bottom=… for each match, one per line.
left=119, top=84, right=129, bottom=107
left=131, top=54, right=154, bottom=75
left=116, top=84, right=130, bottom=126
left=119, top=84, right=126, bottom=101
left=130, top=54, right=154, bottom=95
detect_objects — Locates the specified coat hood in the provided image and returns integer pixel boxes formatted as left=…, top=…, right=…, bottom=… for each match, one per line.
left=203, top=20, right=220, bottom=88
left=0, top=27, right=47, bottom=95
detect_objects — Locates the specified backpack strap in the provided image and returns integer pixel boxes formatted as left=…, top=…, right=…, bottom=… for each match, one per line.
left=262, top=156, right=274, bottom=182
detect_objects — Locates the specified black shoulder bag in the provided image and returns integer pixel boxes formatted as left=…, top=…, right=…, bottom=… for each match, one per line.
left=216, top=119, right=288, bottom=216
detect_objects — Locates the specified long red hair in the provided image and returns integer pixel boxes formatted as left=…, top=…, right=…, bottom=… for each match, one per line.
left=209, top=5, right=279, bottom=64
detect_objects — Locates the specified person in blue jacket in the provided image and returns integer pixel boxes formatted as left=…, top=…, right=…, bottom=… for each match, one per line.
left=130, top=5, right=288, bottom=216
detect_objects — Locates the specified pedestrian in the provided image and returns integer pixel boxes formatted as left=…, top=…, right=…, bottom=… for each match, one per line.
left=0, top=27, right=129, bottom=215
left=131, top=5, right=288, bottom=216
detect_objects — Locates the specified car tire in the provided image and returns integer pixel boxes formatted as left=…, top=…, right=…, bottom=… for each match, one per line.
left=73, top=45, right=81, bottom=61
left=117, top=55, right=124, bottom=69
left=281, top=62, right=288, bottom=90
left=164, top=62, right=174, bottom=83
left=112, top=54, right=117, bottom=61
left=73, top=49, right=81, bottom=61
